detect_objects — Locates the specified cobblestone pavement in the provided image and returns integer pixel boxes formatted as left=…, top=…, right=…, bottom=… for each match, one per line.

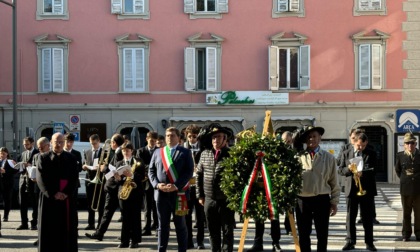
left=0, top=183, right=419, bottom=251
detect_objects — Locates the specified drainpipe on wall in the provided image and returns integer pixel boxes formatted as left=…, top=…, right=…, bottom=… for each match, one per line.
left=1, top=106, right=4, bottom=147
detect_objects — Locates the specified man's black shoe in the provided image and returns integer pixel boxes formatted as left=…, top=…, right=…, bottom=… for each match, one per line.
left=366, top=243, right=377, bottom=251
left=118, top=243, right=129, bottom=248
left=247, top=244, right=264, bottom=252
left=2, top=217, right=8, bottom=222
left=272, top=243, right=282, bottom=252
left=197, top=243, right=205, bottom=250
left=84, top=225, right=95, bottom=230
left=188, top=243, right=195, bottom=249
left=373, top=219, right=380, bottom=224
left=130, top=242, right=139, bottom=248
left=342, top=242, right=355, bottom=251
left=142, top=230, right=152, bottom=236
left=85, top=232, right=103, bottom=241
left=16, top=224, right=29, bottom=230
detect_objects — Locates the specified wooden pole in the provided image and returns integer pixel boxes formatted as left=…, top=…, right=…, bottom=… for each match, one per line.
left=237, top=218, right=249, bottom=252
left=288, top=210, right=301, bottom=252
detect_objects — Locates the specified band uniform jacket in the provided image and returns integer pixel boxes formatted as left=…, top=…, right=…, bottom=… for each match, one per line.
left=148, top=145, right=194, bottom=200
left=395, top=149, right=420, bottom=196
left=196, top=146, right=230, bottom=201
left=115, top=157, right=145, bottom=201
left=69, top=149, right=82, bottom=188
left=136, top=146, right=156, bottom=189
left=19, top=148, right=39, bottom=193
left=338, top=147, right=377, bottom=197
left=105, top=148, right=124, bottom=192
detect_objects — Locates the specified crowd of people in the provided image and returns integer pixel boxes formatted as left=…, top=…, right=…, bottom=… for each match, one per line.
left=0, top=124, right=419, bottom=252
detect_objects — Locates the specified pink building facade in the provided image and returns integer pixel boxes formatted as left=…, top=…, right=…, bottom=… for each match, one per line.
left=0, top=0, right=416, bottom=183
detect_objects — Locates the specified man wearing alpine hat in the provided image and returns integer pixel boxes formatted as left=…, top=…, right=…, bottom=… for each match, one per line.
left=295, top=125, right=340, bottom=252
left=196, top=123, right=235, bottom=252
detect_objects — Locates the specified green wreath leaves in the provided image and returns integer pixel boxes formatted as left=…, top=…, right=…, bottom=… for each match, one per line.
left=220, top=134, right=302, bottom=222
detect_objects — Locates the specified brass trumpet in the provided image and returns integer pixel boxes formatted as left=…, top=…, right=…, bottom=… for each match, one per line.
left=350, top=163, right=366, bottom=196
left=91, top=139, right=111, bottom=211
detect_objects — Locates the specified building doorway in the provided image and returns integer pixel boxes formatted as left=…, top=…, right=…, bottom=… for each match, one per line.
left=359, top=126, right=388, bottom=182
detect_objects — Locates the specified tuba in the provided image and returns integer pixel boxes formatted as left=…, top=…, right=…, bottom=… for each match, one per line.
left=350, top=163, right=366, bottom=196
left=119, top=161, right=141, bottom=200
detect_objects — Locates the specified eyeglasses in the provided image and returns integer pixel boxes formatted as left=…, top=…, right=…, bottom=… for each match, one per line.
left=405, top=142, right=416, bottom=145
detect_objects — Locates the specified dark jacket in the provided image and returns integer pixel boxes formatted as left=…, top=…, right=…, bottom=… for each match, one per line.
left=395, top=149, right=420, bottom=196
left=115, top=157, right=145, bottom=201
left=196, top=146, right=230, bottom=201
left=338, top=146, right=377, bottom=197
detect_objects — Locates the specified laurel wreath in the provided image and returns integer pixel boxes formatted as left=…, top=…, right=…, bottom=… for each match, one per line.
left=220, top=134, right=302, bottom=222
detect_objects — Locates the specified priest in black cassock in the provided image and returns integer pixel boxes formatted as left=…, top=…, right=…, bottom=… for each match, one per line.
left=36, top=133, right=79, bottom=252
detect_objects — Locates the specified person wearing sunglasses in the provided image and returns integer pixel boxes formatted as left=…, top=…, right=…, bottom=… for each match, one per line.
left=395, top=132, right=420, bottom=242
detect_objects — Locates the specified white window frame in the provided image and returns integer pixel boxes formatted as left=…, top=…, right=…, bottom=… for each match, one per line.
left=353, top=0, right=387, bottom=16
left=111, top=0, right=150, bottom=20
left=36, top=0, right=69, bottom=20
left=272, top=0, right=305, bottom=18
left=184, top=33, right=224, bottom=92
left=269, top=32, right=310, bottom=91
left=184, top=0, right=228, bottom=19
left=35, top=34, right=71, bottom=93
left=352, top=30, right=389, bottom=90
left=116, top=34, right=152, bottom=93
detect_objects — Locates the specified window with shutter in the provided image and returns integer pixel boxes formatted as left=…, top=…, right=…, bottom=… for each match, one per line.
left=273, top=0, right=304, bottom=18
left=41, top=48, right=64, bottom=92
left=116, top=34, right=151, bottom=93
left=358, top=44, right=384, bottom=90
left=185, top=33, right=223, bottom=92
left=37, top=0, right=68, bottom=20
left=123, top=48, right=145, bottom=92
left=354, top=0, right=386, bottom=16
left=185, top=0, right=229, bottom=19
left=269, top=31, right=310, bottom=90
left=112, top=0, right=149, bottom=19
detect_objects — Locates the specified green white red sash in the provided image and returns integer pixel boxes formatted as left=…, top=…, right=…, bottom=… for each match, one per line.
left=161, top=146, right=189, bottom=216
left=240, top=151, right=278, bottom=220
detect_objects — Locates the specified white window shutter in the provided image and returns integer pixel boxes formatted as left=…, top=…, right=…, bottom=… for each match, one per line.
left=371, top=44, right=382, bottom=89
left=42, top=48, right=52, bottom=92
left=206, top=47, right=217, bottom=91
left=218, top=0, right=229, bottom=13
left=123, top=48, right=134, bottom=91
left=359, top=44, right=371, bottom=89
left=111, top=0, right=123, bottom=14
left=184, top=0, right=195, bottom=14
left=371, top=0, right=381, bottom=10
left=278, top=0, right=289, bottom=12
left=289, top=0, right=300, bottom=12
left=134, top=0, right=144, bottom=13
left=135, top=48, right=145, bottom=91
left=52, top=48, right=64, bottom=92
left=184, top=47, right=196, bottom=91
left=53, top=0, right=64, bottom=14
left=299, top=45, right=310, bottom=90
left=269, top=46, right=279, bottom=90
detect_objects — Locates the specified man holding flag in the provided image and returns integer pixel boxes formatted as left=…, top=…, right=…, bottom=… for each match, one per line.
left=148, top=127, right=194, bottom=252
left=196, top=123, right=235, bottom=252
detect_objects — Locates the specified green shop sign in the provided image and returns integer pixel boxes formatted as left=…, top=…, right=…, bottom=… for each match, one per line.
left=206, top=91, right=289, bottom=106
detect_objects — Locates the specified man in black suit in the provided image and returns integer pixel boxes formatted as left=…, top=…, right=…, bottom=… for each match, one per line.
left=17, top=137, right=39, bottom=230
left=86, top=133, right=124, bottom=241
left=395, top=132, right=420, bottom=241
left=136, top=131, right=159, bottom=236
left=148, top=127, right=194, bottom=252
left=339, top=133, right=377, bottom=251
left=82, top=134, right=104, bottom=230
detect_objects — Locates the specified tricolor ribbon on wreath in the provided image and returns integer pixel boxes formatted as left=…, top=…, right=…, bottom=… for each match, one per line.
left=161, top=146, right=190, bottom=216
left=240, top=151, right=278, bottom=220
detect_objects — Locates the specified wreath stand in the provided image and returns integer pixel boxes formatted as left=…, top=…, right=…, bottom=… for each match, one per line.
left=237, top=111, right=301, bottom=252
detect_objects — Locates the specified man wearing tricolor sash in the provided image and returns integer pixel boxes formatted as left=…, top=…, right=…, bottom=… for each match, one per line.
left=148, top=127, right=194, bottom=252
left=196, top=123, right=235, bottom=252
